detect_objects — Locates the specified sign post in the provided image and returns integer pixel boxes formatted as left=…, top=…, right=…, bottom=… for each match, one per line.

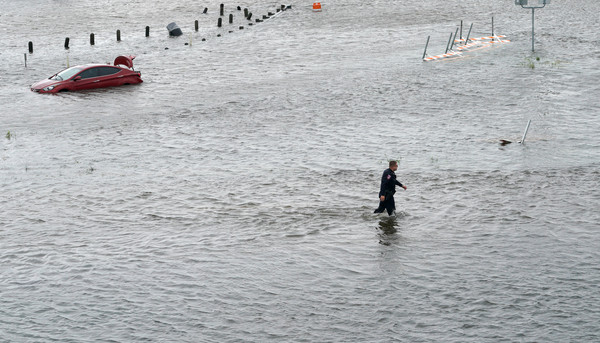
left=515, top=0, right=550, bottom=52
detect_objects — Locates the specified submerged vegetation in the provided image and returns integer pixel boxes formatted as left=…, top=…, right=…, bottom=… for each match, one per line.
left=524, top=57, right=539, bottom=69
left=522, top=56, right=565, bottom=69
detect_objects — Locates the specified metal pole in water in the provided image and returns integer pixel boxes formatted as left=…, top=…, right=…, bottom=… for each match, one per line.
left=450, top=27, right=459, bottom=50
left=516, top=0, right=549, bottom=52
left=460, top=20, right=463, bottom=40
left=520, top=120, right=531, bottom=144
left=531, top=8, right=535, bottom=51
left=24, top=53, right=27, bottom=68
left=492, top=16, right=494, bottom=37
left=445, top=32, right=453, bottom=54
left=422, top=36, right=430, bottom=60
left=465, top=23, right=473, bottom=45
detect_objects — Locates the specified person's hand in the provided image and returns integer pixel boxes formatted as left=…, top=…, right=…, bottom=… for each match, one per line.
left=380, top=195, right=385, bottom=201
left=402, top=185, right=407, bottom=190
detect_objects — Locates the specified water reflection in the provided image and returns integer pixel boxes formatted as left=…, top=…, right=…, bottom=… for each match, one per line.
left=377, top=216, right=398, bottom=246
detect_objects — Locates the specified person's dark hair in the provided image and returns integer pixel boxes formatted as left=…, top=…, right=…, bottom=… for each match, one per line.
left=389, top=160, right=398, bottom=167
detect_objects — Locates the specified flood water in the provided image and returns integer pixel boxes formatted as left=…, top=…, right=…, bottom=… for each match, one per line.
left=1, top=0, right=599, bottom=341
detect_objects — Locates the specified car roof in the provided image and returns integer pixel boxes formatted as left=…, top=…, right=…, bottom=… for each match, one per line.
left=78, top=63, right=117, bottom=68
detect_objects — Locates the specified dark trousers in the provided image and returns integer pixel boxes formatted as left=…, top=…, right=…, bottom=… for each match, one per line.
left=374, top=196, right=395, bottom=216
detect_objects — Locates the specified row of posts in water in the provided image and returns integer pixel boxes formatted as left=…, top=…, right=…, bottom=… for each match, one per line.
left=422, top=18, right=498, bottom=59
left=26, top=4, right=292, bottom=53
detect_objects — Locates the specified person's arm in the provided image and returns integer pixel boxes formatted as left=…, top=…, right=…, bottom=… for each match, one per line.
left=379, top=171, right=389, bottom=200
left=395, top=180, right=407, bottom=190
left=379, top=181, right=386, bottom=200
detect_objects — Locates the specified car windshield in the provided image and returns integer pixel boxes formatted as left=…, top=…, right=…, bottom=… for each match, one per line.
left=50, top=67, right=82, bottom=81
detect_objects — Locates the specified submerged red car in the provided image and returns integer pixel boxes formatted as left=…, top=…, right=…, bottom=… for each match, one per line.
left=31, top=55, right=142, bottom=93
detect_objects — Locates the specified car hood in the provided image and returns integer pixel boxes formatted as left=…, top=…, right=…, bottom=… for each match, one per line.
left=31, top=78, right=61, bottom=90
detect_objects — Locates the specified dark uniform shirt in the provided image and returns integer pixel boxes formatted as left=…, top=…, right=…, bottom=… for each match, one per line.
left=379, top=168, right=404, bottom=198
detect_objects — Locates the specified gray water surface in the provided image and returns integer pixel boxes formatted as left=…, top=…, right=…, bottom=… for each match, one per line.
left=1, top=0, right=599, bottom=342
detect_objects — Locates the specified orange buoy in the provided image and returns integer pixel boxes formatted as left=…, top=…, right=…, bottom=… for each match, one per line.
left=312, top=2, right=322, bottom=11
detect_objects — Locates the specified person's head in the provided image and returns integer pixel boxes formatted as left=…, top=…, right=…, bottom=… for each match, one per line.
left=389, top=160, right=398, bottom=171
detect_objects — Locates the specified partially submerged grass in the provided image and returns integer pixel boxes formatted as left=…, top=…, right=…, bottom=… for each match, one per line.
left=522, top=56, right=565, bottom=69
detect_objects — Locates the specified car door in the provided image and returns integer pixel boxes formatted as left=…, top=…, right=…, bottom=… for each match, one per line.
left=71, top=67, right=101, bottom=91
left=95, top=67, right=124, bottom=88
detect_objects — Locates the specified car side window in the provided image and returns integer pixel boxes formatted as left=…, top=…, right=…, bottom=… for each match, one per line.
left=97, top=67, right=120, bottom=76
left=78, top=68, right=99, bottom=79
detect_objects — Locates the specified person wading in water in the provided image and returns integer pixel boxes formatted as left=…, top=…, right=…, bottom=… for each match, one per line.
left=374, top=160, right=407, bottom=216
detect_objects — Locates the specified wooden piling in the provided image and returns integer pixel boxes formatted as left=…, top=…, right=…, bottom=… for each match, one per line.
left=145, top=26, right=150, bottom=37
left=218, top=18, right=222, bottom=27
left=203, top=7, right=208, bottom=14
left=247, top=13, right=252, bottom=20
left=117, top=30, right=121, bottom=42
left=244, top=8, right=248, bottom=17
left=90, top=33, right=95, bottom=45
left=229, top=14, right=233, bottom=24
left=64, top=37, right=70, bottom=50
left=195, top=20, right=199, bottom=31
left=220, top=4, right=224, bottom=16
left=28, top=41, right=33, bottom=53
